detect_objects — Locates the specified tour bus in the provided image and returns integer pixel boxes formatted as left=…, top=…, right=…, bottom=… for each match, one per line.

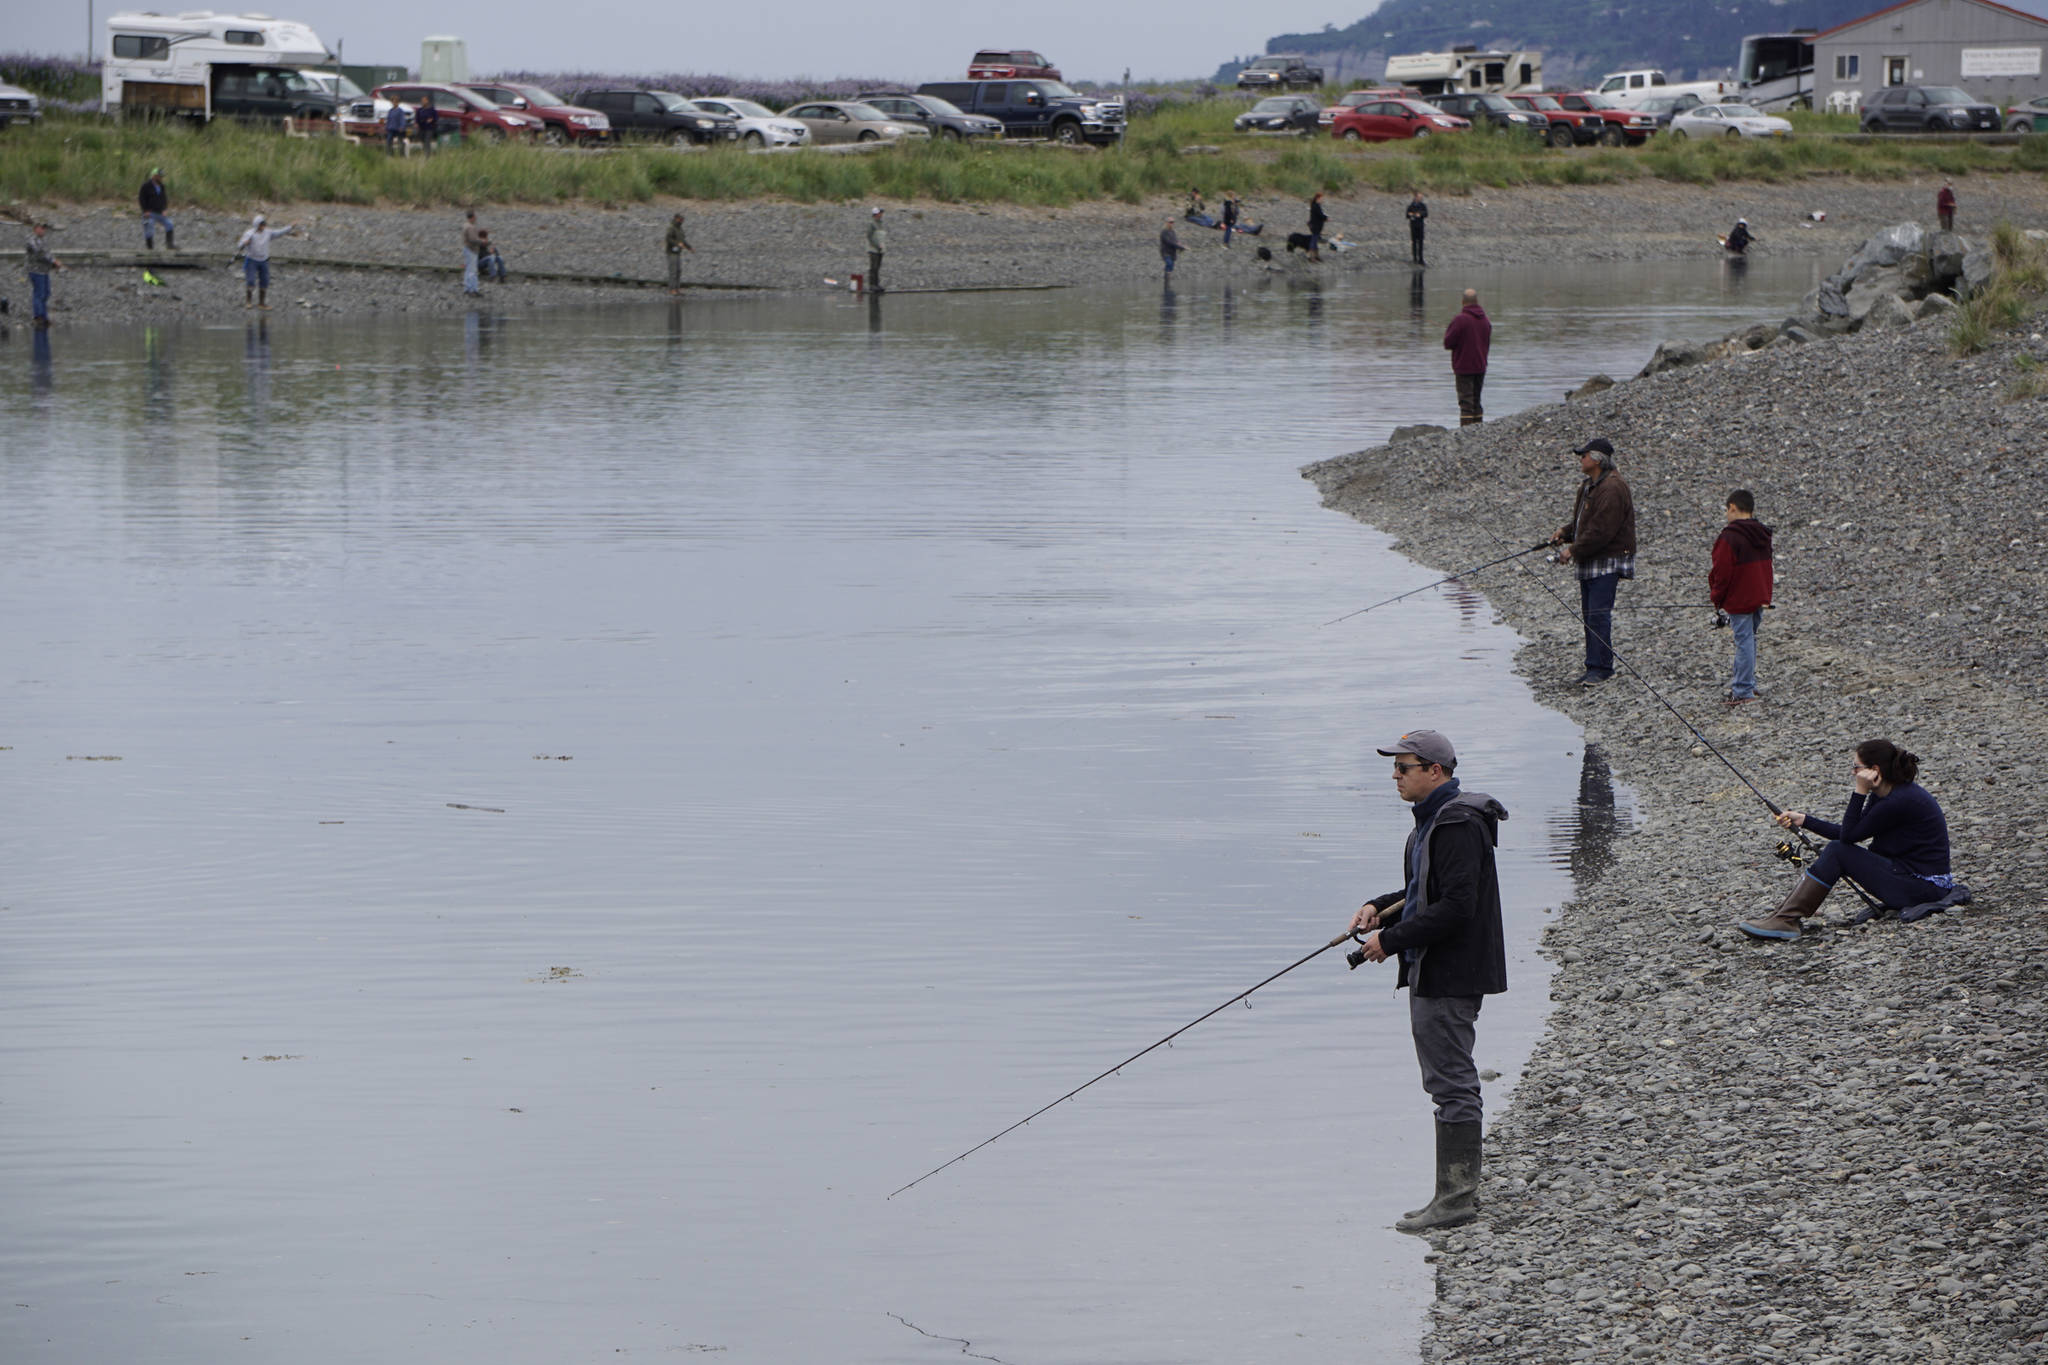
left=1737, top=31, right=1818, bottom=111
left=102, top=11, right=339, bottom=124
left=1384, top=46, right=1543, bottom=98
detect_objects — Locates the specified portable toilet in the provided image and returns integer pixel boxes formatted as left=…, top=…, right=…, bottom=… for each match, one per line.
left=419, top=36, right=469, bottom=83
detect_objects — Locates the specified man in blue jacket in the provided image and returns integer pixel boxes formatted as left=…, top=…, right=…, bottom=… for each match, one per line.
left=1348, top=729, right=1508, bottom=1233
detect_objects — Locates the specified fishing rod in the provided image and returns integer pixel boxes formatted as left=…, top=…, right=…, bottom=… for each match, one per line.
left=888, top=929, right=1360, bottom=1199
left=1477, top=519, right=1883, bottom=911
left=1323, top=541, right=1553, bottom=626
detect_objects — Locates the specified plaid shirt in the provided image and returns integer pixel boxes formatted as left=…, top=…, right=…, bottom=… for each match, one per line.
left=1576, top=551, right=1635, bottom=581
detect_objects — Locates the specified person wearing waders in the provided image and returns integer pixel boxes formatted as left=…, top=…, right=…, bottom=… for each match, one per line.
left=1709, top=489, right=1772, bottom=705
left=1346, top=729, right=1508, bottom=1234
left=1552, top=437, right=1637, bottom=687
left=23, top=221, right=63, bottom=328
left=1442, top=288, right=1490, bottom=425
left=1405, top=189, right=1427, bottom=265
left=234, top=213, right=299, bottom=311
left=1159, top=219, right=1182, bottom=276
left=1306, top=190, right=1328, bottom=262
left=1937, top=182, right=1957, bottom=232
left=866, top=207, right=886, bottom=295
left=140, top=169, right=175, bottom=250
left=461, top=210, right=485, bottom=296
left=665, top=212, right=694, bottom=295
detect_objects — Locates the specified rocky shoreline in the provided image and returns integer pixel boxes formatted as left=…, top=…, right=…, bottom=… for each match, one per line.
left=14, top=176, right=2048, bottom=326
left=1304, top=238, right=2047, bottom=1362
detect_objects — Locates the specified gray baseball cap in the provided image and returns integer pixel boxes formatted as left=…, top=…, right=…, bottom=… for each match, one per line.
left=1376, top=729, right=1457, bottom=768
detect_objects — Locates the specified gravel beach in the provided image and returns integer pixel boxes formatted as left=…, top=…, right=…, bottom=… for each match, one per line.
left=1305, top=263, right=2048, bottom=1362
left=15, top=176, right=2048, bottom=325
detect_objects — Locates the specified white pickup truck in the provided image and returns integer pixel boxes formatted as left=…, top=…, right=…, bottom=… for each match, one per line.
left=1596, top=69, right=1733, bottom=109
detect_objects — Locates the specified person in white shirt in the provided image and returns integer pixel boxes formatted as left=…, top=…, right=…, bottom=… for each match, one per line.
left=234, top=213, right=301, bottom=310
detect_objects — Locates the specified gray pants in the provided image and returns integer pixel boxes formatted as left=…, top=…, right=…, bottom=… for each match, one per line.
left=867, top=250, right=883, bottom=293
left=668, top=251, right=682, bottom=290
left=1410, top=992, right=1484, bottom=1124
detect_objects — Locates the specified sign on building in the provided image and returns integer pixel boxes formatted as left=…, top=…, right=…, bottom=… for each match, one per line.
left=1961, top=47, right=2042, bottom=77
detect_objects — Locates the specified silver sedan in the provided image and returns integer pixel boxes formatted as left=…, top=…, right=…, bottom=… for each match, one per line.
left=780, top=101, right=931, bottom=145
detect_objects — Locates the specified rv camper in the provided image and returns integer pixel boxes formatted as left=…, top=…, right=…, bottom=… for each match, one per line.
left=1384, top=47, right=1543, bottom=97
left=102, top=11, right=339, bottom=124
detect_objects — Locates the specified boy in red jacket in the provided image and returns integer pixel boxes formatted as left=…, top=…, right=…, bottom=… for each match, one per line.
left=1709, top=489, right=1773, bottom=704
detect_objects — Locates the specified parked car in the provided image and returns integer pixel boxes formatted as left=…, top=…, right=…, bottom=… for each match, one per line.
left=1667, top=102, right=1792, bottom=140
left=1636, top=92, right=1704, bottom=129
left=1238, top=54, right=1323, bottom=90
left=1319, top=88, right=1405, bottom=127
left=0, top=81, right=44, bottom=130
left=688, top=96, right=811, bottom=148
left=1427, top=92, right=1545, bottom=133
left=1550, top=92, right=1659, bottom=146
left=2005, top=94, right=2048, bottom=131
left=1504, top=92, right=1598, bottom=146
left=1330, top=97, right=1469, bottom=141
left=916, top=80, right=1125, bottom=145
left=458, top=82, right=611, bottom=144
left=570, top=89, right=738, bottom=144
left=1235, top=94, right=1321, bottom=133
left=967, top=50, right=1061, bottom=80
left=780, top=100, right=930, bottom=145
left=855, top=91, right=1004, bottom=140
left=1860, top=84, right=2000, bottom=133
left=370, top=82, right=544, bottom=141
left=210, top=67, right=340, bottom=125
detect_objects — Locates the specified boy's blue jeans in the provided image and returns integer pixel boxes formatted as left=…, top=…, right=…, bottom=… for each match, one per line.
left=1729, top=609, right=1760, bottom=698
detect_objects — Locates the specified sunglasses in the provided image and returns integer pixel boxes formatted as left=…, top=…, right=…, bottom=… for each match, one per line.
left=1392, top=761, right=1431, bottom=775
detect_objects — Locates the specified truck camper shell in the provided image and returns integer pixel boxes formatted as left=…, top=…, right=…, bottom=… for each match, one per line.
left=103, top=11, right=335, bottom=122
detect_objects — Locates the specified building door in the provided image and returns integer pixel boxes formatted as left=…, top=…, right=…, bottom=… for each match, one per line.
left=1886, top=56, right=1908, bottom=85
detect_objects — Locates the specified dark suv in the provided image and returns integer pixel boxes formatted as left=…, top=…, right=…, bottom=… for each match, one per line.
left=915, top=80, right=1124, bottom=145
left=209, top=66, right=340, bottom=125
left=856, top=91, right=1004, bottom=140
left=1860, top=85, right=2000, bottom=133
left=570, top=89, right=739, bottom=144
left=1237, top=55, right=1323, bottom=90
left=1428, top=92, right=1545, bottom=134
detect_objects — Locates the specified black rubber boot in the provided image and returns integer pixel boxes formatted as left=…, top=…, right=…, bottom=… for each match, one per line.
left=166, top=228, right=176, bottom=250
left=1398, top=1119, right=1480, bottom=1233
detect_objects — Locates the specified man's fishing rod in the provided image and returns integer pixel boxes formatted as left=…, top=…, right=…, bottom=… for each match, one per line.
left=888, top=929, right=1359, bottom=1199
left=1475, top=519, right=1883, bottom=911
left=1323, top=541, right=1553, bottom=626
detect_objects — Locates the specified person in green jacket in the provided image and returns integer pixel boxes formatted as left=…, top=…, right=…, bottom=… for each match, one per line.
left=665, top=212, right=694, bottom=296
left=866, top=206, right=886, bottom=295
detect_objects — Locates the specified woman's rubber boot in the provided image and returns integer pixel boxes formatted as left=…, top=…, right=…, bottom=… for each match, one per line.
left=1397, top=1120, right=1480, bottom=1233
left=1737, top=874, right=1830, bottom=941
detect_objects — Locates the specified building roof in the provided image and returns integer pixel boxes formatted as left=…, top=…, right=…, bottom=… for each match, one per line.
left=1815, top=0, right=2048, bottom=40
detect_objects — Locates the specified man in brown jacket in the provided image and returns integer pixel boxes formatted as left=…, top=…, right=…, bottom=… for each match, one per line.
left=1551, top=437, right=1636, bottom=686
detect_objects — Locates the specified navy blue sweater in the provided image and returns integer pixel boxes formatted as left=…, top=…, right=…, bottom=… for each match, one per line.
left=1804, top=782, right=1950, bottom=877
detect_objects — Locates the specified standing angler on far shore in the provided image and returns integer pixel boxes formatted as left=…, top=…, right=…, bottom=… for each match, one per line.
left=1159, top=218, right=1182, bottom=276
left=1938, top=181, right=1957, bottom=232
left=1442, top=288, right=1490, bottom=426
left=1347, top=729, right=1508, bottom=1234
left=866, top=207, right=886, bottom=296
left=1306, top=191, right=1328, bottom=262
left=23, top=221, right=64, bottom=328
left=665, top=212, right=694, bottom=296
left=1552, top=437, right=1636, bottom=687
left=1406, top=189, right=1428, bottom=266
left=461, top=210, right=485, bottom=296
left=234, top=213, right=300, bottom=311
left=140, top=169, right=175, bottom=250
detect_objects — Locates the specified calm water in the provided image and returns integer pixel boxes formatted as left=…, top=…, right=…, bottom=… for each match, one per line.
left=2, top=257, right=1804, bottom=1364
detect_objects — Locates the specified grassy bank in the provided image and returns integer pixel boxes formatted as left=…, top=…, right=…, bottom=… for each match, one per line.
left=5, top=109, right=2045, bottom=211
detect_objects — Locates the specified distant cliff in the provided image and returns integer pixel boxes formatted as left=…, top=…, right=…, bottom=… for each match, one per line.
left=1213, top=0, right=1878, bottom=89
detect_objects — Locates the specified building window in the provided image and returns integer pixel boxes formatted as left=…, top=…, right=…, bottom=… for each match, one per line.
left=112, top=34, right=170, bottom=59
left=1835, top=54, right=1860, bottom=80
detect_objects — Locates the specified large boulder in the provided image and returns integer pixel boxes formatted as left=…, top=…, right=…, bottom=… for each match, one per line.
left=1960, top=245, right=1995, bottom=300
left=1927, top=231, right=1969, bottom=286
left=1915, top=292, right=1959, bottom=320
left=1864, top=293, right=1917, bottom=330
left=1638, top=339, right=1705, bottom=377
left=1844, top=264, right=1918, bottom=322
left=1837, top=222, right=1928, bottom=288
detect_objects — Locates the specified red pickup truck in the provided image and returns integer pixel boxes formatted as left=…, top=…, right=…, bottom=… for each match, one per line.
left=1505, top=93, right=1600, bottom=147
left=1549, top=91, right=1659, bottom=146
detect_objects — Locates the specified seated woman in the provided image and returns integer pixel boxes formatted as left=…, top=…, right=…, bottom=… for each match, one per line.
left=1738, top=739, right=1964, bottom=940
left=1184, top=187, right=1219, bottom=230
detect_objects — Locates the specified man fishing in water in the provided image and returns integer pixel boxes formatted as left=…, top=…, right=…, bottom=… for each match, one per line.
left=1347, top=730, right=1508, bottom=1233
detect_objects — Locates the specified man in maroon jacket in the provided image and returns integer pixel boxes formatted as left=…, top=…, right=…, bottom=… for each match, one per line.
left=1442, top=289, right=1491, bottom=425
left=1709, top=489, right=1773, bottom=704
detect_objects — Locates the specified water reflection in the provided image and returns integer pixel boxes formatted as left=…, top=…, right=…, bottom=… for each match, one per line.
left=1409, top=267, right=1427, bottom=320
left=1545, top=743, right=1637, bottom=882
left=30, top=324, right=52, bottom=400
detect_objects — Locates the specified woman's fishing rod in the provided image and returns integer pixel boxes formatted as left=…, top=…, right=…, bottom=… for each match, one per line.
left=1322, top=541, right=1553, bottom=627
left=1472, top=519, right=1883, bottom=912
left=888, top=929, right=1359, bottom=1199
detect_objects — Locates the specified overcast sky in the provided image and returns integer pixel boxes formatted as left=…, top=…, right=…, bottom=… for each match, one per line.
left=24, top=3, right=1367, bottom=84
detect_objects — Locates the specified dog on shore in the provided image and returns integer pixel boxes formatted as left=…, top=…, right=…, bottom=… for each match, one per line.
left=1284, top=232, right=1317, bottom=255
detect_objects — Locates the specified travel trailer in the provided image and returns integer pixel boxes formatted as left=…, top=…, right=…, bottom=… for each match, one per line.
left=102, top=11, right=338, bottom=123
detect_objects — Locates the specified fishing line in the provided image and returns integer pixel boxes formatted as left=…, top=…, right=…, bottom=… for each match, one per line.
left=1322, top=541, right=1553, bottom=626
left=1467, top=516, right=1882, bottom=911
left=888, top=930, right=1357, bottom=1199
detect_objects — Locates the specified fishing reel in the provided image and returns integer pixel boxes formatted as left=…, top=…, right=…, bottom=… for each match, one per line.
left=1712, top=611, right=1730, bottom=630
left=1772, top=839, right=1809, bottom=867
left=1345, top=925, right=1381, bottom=970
